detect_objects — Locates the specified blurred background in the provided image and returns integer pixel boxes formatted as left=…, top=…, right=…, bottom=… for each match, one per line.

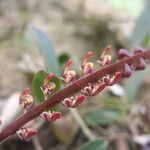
left=0, top=0, right=150, bottom=150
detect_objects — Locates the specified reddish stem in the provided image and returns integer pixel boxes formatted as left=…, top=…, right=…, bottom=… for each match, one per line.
left=0, top=49, right=150, bottom=142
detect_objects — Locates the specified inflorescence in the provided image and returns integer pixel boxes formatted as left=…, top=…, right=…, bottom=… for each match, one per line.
left=0, top=46, right=149, bottom=141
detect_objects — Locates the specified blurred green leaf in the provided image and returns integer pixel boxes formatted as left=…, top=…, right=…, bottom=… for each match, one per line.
left=132, top=1, right=150, bottom=45
left=104, top=0, right=143, bottom=17
left=142, top=33, right=150, bottom=47
left=78, top=139, right=108, bottom=150
left=58, top=52, right=70, bottom=66
left=32, top=70, right=61, bottom=103
left=28, top=25, right=60, bottom=75
left=84, top=108, right=122, bottom=126
left=125, top=68, right=150, bottom=102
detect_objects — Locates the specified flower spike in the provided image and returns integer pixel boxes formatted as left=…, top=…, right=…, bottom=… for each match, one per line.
left=81, top=51, right=94, bottom=75
left=41, top=111, right=61, bottom=122
left=122, top=63, right=132, bottom=78
left=135, top=57, right=146, bottom=70
left=62, top=95, right=85, bottom=108
left=19, top=88, right=33, bottom=110
left=61, top=59, right=76, bottom=83
left=16, top=128, right=37, bottom=141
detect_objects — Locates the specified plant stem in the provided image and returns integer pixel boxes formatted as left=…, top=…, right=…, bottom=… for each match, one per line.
left=0, top=49, right=150, bottom=142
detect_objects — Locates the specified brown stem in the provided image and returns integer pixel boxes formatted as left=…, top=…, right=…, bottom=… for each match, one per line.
left=0, top=49, right=150, bottom=142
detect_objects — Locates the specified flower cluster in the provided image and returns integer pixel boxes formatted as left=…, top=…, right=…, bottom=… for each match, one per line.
left=118, top=48, right=146, bottom=78
left=16, top=46, right=148, bottom=141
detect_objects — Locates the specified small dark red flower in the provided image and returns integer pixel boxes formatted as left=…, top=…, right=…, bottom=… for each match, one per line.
left=41, top=111, right=61, bottom=122
left=17, top=128, right=37, bottom=141
left=62, top=95, right=85, bottom=108
left=61, top=59, right=76, bottom=83
left=81, top=82, right=106, bottom=96
left=19, top=88, right=33, bottom=110
left=98, top=45, right=112, bottom=66
left=108, top=72, right=122, bottom=86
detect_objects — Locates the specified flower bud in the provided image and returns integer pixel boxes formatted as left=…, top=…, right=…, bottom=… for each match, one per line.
left=41, top=111, right=61, bottom=122
left=117, top=48, right=130, bottom=60
left=122, top=63, right=132, bottom=78
left=135, top=57, right=146, bottom=70
left=133, top=47, right=144, bottom=54
left=17, top=128, right=37, bottom=141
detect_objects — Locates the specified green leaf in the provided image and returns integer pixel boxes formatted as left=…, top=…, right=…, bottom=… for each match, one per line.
left=28, top=25, right=60, bottom=75
left=125, top=67, right=150, bottom=102
left=142, top=33, right=150, bottom=47
left=58, top=52, right=70, bottom=66
left=84, top=108, right=122, bottom=126
left=32, top=70, right=61, bottom=103
left=78, top=139, right=108, bottom=150
left=132, top=1, right=150, bottom=44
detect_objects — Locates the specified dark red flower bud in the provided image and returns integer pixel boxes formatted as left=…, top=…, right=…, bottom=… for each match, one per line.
left=122, top=63, right=132, bottom=78
left=117, top=49, right=130, bottom=60
left=136, top=57, right=146, bottom=70
left=133, top=47, right=144, bottom=54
